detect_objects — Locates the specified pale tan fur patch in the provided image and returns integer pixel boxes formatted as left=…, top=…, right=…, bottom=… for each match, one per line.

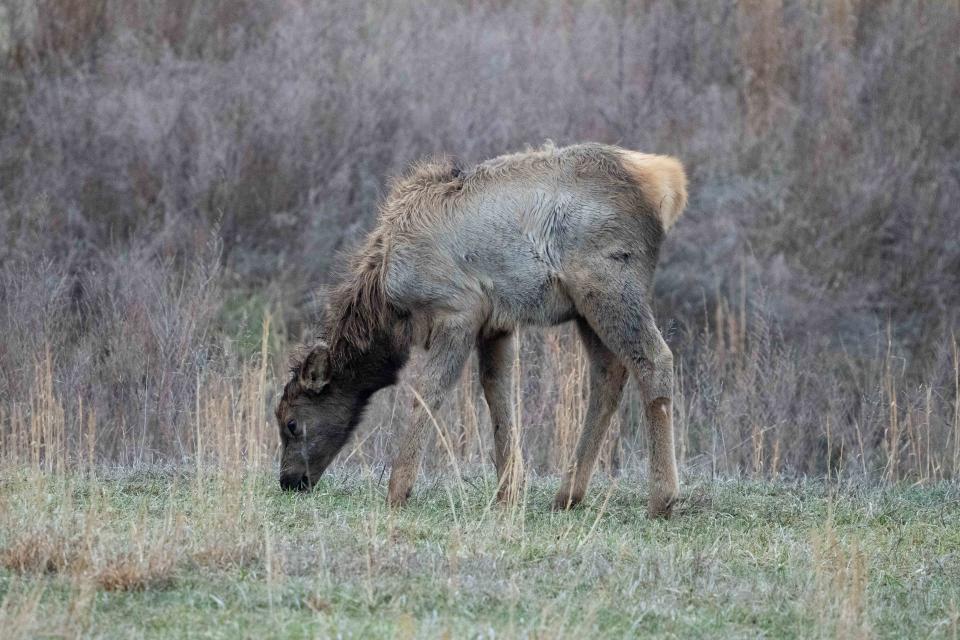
left=618, top=151, right=688, bottom=231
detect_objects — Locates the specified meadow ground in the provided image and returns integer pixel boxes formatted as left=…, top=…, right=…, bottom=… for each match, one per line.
left=1, top=468, right=958, bottom=639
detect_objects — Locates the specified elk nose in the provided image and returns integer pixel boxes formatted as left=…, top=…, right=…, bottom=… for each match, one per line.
left=279, top=473, right=309, bottom=492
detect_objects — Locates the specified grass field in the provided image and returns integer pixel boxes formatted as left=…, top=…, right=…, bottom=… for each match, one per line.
left=2, top=468, right=958, bottom=639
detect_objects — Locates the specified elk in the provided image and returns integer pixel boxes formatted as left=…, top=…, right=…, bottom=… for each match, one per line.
left=275, top=142, right=687, bottom=518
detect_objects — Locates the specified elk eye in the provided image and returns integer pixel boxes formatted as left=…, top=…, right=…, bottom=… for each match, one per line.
left=286, top=420, right=298, bottom=436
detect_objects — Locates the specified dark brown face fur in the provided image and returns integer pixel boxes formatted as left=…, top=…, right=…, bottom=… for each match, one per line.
left=275, top=376, right=362, bottom=491
left=275, top=334, right=409, bottom=491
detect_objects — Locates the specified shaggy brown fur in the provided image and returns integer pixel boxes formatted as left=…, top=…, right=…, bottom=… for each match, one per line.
left=323, top=232, right=395, bottom=370
left=276, top=142, right=688, bottom=518
left=320, top=156, right=467, bottom=371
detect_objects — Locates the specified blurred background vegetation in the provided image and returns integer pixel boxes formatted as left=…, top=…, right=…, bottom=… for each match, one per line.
left=1, top=0, right=958, bottom=480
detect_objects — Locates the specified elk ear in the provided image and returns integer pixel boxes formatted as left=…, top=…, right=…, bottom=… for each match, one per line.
left=299, top=343, right=331, bottom=392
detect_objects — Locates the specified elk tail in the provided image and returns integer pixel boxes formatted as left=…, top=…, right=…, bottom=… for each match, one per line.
left=618, top=150, right=688, bottom=232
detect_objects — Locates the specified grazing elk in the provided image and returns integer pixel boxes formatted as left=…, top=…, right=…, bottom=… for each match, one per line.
left=275, top=142, right=687, bottom=518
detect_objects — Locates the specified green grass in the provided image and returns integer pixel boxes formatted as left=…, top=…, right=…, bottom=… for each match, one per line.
left=1, top=470, right=959, bottom=638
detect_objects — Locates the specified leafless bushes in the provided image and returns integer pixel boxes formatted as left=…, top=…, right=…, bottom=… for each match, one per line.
left=1, top=0, right=958, bottom=479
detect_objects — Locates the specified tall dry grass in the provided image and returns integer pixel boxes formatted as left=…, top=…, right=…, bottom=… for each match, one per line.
left=3, top=302, right=959, bottom=488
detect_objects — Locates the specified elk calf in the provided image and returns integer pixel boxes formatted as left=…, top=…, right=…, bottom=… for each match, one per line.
left=275, top=142, right=687, bottom=518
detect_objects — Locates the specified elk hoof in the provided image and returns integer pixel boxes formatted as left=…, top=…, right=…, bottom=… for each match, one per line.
left=647, top=492, right=678, bottom=519
left=387, top=487, right=412, bottom=508
left=496, top=481, right=525, bottom=505
left=551, top=491, right=583, bottom=511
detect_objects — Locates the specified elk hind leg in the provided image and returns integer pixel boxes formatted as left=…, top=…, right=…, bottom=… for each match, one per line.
left=553, top=319, right=628, bottom=510
left=574, top=282, right=679, bottom=519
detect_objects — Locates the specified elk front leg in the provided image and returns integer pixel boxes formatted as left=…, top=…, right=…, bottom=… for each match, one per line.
left=387, top=319, right=474, bottom=507
left=478, top=332, right=523, bottom=502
